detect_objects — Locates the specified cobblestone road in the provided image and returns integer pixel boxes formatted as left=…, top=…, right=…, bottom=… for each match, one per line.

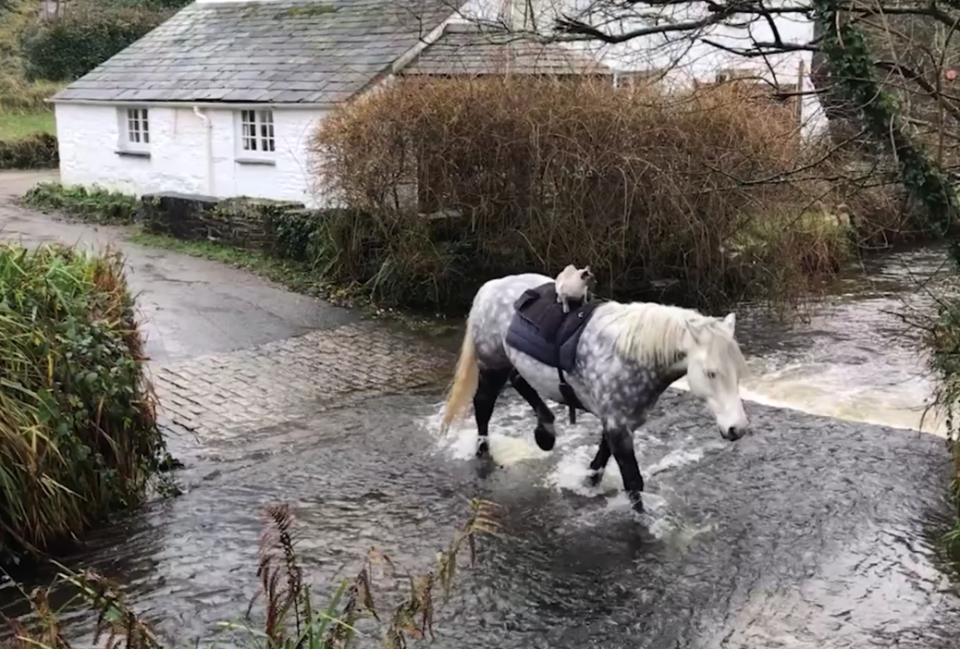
left=152, top=323, right=454, bottom=443
left=0, top=172, right=456, bottom=447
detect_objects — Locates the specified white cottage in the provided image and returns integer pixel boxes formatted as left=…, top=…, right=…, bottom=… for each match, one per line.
left=49, top=0, right=611, bottom=208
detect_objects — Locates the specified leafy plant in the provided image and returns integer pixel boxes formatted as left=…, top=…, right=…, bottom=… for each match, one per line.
left=0, top=242, right=168, bottom=563
left=813, top=0, right=960, bottom=257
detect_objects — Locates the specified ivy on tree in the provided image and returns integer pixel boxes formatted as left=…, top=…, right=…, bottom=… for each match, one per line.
left=813, top=0, right=960, bottom=264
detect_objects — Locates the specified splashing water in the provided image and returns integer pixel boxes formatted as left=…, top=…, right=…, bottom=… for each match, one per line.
left=421, top=396, right=726, bottom=540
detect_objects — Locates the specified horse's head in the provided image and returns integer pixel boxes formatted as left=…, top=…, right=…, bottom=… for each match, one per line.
left=684, top=313, right=749, bottom=441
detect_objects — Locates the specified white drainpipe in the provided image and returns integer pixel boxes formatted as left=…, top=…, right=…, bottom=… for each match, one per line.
left=192, top=105, right=214, bottom=196
left=501, top=0, right=513, bottom=28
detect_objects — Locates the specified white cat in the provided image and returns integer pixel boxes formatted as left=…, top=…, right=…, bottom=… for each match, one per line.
left=555, top=264, right=593, bottom=314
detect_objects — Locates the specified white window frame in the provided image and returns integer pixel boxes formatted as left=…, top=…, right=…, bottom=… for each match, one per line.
left=613, top=69, right=662, bottom=91
left=118, top=107, right=150, bottom=153
left=236, top=109, right=276, bottom=162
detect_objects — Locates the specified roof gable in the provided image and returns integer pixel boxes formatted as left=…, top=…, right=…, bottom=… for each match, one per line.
left=53, top=0, right=463, bottom=104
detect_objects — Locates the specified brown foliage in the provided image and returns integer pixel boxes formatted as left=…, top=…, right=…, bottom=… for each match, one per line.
left=310, top=76, right=855, bottom=313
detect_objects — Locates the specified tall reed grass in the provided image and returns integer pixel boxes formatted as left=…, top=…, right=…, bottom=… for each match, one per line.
left=2, top=499, right=500, bottom=649
left=0, top=242, right=166, bottom=562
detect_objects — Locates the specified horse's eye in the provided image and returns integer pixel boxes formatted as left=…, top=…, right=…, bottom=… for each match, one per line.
left=706, top=371, right=717, bottom=380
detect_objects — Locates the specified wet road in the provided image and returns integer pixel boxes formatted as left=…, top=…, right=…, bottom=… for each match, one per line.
left=0, top=193, right=357, bottom=364
left=1, top=173, right=959, bottom=648
left=3, top=389, right=958, bottom=649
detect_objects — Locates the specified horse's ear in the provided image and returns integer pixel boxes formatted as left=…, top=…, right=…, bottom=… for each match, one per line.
left=686, top=321, right=705, bottom=344
left=722, top=312, right=736, bottom=334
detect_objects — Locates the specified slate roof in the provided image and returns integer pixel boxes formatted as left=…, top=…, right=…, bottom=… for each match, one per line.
left=52, top=0, right=465, bottom=104
left=402, top=23, right=611, bottom=76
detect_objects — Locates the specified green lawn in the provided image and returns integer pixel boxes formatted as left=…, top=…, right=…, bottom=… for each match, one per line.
left=0, top=110, right=55, bottom=140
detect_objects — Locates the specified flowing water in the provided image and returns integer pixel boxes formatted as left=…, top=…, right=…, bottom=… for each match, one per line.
left=1, top=243, right=959, bottom=649
left=715, top=243, right=954, bottom=435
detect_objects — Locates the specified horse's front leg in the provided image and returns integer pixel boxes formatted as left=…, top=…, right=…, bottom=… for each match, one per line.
left=604, top=424, right=645, bottom=512
left=587, top=434, right=611, bottom=487
left=508, top=369, right=556, bottom=451
left=474, top=368, right=511, bottom=458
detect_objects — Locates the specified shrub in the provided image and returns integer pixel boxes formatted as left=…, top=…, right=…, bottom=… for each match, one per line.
left=0, top=131, right=58, bottom=169
left=311, top=76, right=857, bottom=314
left=0, top=242, right=167, bottom=562
left=19, top=0, right=172, bottom=82
left=23, top=182, right=140, bottom=223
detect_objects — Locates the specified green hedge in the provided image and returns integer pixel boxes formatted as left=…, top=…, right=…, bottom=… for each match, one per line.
left=19, top=1, right=173, bottom=82
left=0, top=131, right=57, bottom=169
left=0, top=242, right=167, bottom=562
left=23, top=182, right=141, bottom=223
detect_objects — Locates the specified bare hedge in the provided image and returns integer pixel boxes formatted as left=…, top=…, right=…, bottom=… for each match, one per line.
left=310, top=76, right=864, bottom=313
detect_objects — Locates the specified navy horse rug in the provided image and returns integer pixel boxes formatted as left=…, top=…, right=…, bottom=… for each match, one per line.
left=504, top=282, right=600, bottom=420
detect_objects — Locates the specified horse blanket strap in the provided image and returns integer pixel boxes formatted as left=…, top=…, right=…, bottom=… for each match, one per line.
left=504, top=282, right=600, bottom=424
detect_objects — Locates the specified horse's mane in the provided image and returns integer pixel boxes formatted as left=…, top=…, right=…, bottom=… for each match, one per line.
left=610, top=302, right=747, bottom=372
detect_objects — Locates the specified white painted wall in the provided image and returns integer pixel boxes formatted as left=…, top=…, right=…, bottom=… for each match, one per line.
left=597, top=3, right=826, bottom=135
left=54, top=103, right=330, bottom=207
left=457, top=0, right=826, bottom=135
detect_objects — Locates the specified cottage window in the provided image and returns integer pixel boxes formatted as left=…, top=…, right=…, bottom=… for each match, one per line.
left=117, top=108, right=150, bottom=155
left=614, top=69, right=661, bottom=90
left=240, top=109, right=275, bottom=154
left=715, top=68, right=755, bottom=83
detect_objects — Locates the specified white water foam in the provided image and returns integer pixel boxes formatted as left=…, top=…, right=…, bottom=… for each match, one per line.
left=420, top=397, right=718, bottom=538
left=670, top=360, right=946, bottom=436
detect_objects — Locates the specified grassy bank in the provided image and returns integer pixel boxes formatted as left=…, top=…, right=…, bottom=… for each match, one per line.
left=0, top=241, right=168, bottom=563
left=0, top=107, right=58, bottom=170
left=6, top=499, right=499, bottom=649
left=0, top=109, right=55, bottom=140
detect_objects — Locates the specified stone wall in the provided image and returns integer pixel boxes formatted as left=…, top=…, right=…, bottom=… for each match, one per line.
left=139, top=192, right=317, bottom=257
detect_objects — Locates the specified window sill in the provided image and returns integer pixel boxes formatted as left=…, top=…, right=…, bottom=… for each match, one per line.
left=236, top=158, right=276, bottom=167
left=115, top=150, right=151, bottom=159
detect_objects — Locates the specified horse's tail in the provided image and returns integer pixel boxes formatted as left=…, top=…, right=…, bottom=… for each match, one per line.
left=440, top=317, right=479, bottom=433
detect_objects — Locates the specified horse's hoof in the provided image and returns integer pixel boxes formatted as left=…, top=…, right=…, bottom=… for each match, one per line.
left=628, top=492, right=644, bottom=513
left=587, top=469, right=603, bottom=487
left=534, top=423, right=556, bottom=451
left=476, top=440, right=490, bottom=458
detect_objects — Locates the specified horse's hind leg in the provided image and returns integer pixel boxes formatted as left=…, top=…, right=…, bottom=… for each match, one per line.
left=587, top=435, right=611, bottom=487
left=508, top=369, right=556, bottom=451
left=474, top=368, right=511, bottom=458
left=604, top=425, right=645, bottom=512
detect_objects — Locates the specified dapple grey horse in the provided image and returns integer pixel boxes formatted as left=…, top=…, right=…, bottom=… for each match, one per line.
left=441, top=273, right=750, bottom=512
